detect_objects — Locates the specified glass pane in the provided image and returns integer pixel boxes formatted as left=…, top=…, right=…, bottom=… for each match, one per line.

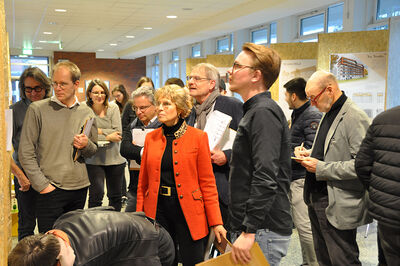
left=172, top=50, right=179, bottom=61
left=10, top=55, right=49, bottom=65
left=152, top=66, right=159, bottom=88
left=327, top=3, right=344, bottom=33
left=377, top=0, right=400, bottom=20
left=168, top=62, right=179, bottom=78
left=154, top=55, right=159, bottom=65
left=368, top=24, right=389, bottom=30
left=300, top=13, right=325, bottom=36
left=251, top=28, right=268, bottom=45
left=192, top=44, right=201, bottom=57
left=217, top=38, right=229, bottom=53
left=270, top=22, right=277, bottom=43
left=11, top=80, right=20, bottom=104
left=301, top=38, right=318, bottom=43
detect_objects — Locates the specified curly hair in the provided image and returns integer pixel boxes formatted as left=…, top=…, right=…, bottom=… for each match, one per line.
left=155, top=85, right=193, bottom=118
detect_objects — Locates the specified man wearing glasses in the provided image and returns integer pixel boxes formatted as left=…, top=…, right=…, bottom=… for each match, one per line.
left=19, top=61, right=98, bottom=233
left=10, top=67, right=51, bottom=241
left=228, top=43, right=292, bottom=266
left=187, top=63, right=242, bottom=226
left=294, top=70, right=371, bottom=265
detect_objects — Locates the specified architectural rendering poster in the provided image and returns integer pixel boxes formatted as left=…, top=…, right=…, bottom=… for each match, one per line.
left=330, top=52, right=387, bottom=118
left=278, top=59, right=317, bottom=120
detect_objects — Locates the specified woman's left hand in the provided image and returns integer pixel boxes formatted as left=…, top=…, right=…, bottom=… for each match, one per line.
left=212, top=225, right=227, bottom=243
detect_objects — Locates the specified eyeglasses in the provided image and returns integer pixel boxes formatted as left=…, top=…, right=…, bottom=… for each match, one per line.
left=91, top=91, right=106, bottom=96
left=307, top=86, right=328, bottom=104
left=232, top=62, right=256, bottom=73
left=52, top=82, right=70, bottom=89
left=133, top=105, right=151, bottom=112
left=186, top=76, right=210, bottom=82
left=25, top=86, right=43, bottom=93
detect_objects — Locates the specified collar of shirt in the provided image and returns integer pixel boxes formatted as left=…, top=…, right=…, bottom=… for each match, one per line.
left=51, top=95, right=80, bottom=108
left=243, top=91, right=271, bottom=114
left=292, top=101, right=310, bottom=121
left=326, top=91, right=347, bottom=116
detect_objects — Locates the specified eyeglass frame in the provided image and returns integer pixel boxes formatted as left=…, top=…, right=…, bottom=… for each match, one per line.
left=24, top=86, right=44, bottom=93
left=307, top=86, right=329, bottom=104
left=186, top=75, right=210, bottom=82
left=231, top=62, right=257, bottom=73
left=51, top=81, right=71, bottom=90
left=133, top=105, right=152, bottom=112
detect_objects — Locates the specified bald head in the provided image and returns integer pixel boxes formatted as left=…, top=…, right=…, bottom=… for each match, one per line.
left=306, top=70, right=342, bottom=112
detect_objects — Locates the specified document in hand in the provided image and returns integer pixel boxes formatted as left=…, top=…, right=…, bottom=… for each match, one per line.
left=203, top=110, right=236, bottom=151
left=196, top=242, right=269, bottom=266
left=130, top=128, right=154, bottom=170
left=73, top=117, right=95, bottom=161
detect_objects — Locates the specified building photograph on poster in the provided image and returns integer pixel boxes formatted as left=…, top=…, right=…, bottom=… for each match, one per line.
left=278, top=59, right=317, bottom=120
left=330, top=52, right=387, bottom=118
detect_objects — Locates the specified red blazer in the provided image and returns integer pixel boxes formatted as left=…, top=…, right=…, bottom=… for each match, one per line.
left=136, top=125, right=223, bottom=240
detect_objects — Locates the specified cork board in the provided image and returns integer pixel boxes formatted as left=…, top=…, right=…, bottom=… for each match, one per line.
left=0, top=0, right=11, bottom=263
left=317, top=30, right=389, bottom=71
left=269, top=42, right=318, bottom=101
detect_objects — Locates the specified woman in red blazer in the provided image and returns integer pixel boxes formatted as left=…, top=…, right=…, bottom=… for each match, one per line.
left=136, top=84, right=226, bottom=265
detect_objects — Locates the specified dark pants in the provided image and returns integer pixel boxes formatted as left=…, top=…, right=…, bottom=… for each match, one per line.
left=14, top=177, right=38, bottom=241
left=36, top=187, right=87, bottom=233
left=125, top=169, right=139, bottom=212
left=87, top=163, right=125, bottom=212
left=378, top=222, right=400, bottom=266
left=156, top=193, right=206, bottom=266
left=308, top=194, right=361, bottom=266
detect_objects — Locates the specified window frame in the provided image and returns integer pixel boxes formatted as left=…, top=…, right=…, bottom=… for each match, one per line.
left=168, top=49, right=180, bottom=78
left=191, top=43, right=202, bottom=58
left=216, top=35, right=232, bottom=54
left=151, top=53, right=160, bottom=88
left=250, top=25, right=269, bottom=46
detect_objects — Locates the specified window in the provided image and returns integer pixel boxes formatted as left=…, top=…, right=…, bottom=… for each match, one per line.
left=216, top=35, right=232, bottom=53
left=327, top=3, right=344, bottom=32
left=270, top=22, right=277, bottom=44
left=151, top=54, right=160, bottom=88
left=191, top=44, right=201, bottom=58
left=251, top=28, right=268, bottom=45
left=376, top=0, right=400, bottom=20
left=10, top=55, right=50, bottom=103
left=299, top=2, right=343, bottom=41
left=168, top=49, right=180, bottom=78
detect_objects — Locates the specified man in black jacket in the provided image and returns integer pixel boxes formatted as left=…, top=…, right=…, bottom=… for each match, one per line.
left=355, top=106, right=400, bottom=266
left=187, top=62, right=243, bottom=225
left=8, top=208, right=175, bottom=266
left=227, top=43, right=292, bottom=266
left=284, top=77, right=321, bottom=266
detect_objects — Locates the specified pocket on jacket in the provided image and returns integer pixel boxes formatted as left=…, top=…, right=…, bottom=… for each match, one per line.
left=192, top=188, right=205, bottom=214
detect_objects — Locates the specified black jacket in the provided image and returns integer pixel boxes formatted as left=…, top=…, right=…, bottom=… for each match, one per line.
left=289, top=101, right=322, bottom=181
left=229, top=91, right=292, bottom=235
left=355, top=106, right=400, bottom=229
left=121, top=102, right=137, bottom=132
left=53, top=208, right=174, bottom=266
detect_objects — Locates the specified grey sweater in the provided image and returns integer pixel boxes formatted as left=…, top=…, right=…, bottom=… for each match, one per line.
left=19, top=98, right=98, bottom=192
left=83, top=102, right=125, bottom=166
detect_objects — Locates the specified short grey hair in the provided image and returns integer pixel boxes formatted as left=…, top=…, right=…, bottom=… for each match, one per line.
left=192, top=63, right=220, bottom=90
left=131, top=86, right=156, bottom=105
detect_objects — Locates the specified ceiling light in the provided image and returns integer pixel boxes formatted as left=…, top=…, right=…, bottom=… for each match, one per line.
left=39, top=40, right=47, bottom=43
left=43, top=32, right=52, bottom=35
left=126, top=35, right=135, bottom=38
left=143, top=27, right=152, bottom=30
left=49, top=22, right=57, bottom=25
left=55, top=9, right=67, bottom=12
left=34, top=47, right=43, bottom=49
left=97, top=49, right=104, bottom=52
left=166, top=15, right=177, bottom=19
left=109, top=43, right=117, bottom=46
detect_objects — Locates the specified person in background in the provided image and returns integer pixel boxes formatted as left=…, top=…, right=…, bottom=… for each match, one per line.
left=284, top=77, right=321, bottom=266
left=187, top=63, right=243, bottom=226
left=8, top=208, right=175, bottom=266
left=83, top=79, right=126, bottom=211
left=10, top=67, right=51, bottom=241
left=355, top=106, right=400, bottom=266
left=19, top=61, right=98, bottom=233
left=295, top=70, right=371, bottom=266
left=121, top=77, right=154, bottom=132
left=219, top=78, right=228, bottom=95
left=120, top=86, right=161, bottom=212
left=137, top=85, right=226, bottom=265
left=165, top=77, right=185, bottom=87
left=228, top=43, right=292, bottom=265
left=112, top=84, right=129, bottom=114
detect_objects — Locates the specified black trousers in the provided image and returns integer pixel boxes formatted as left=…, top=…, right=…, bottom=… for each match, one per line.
left=14, top=177, right=38, bottom=241
left=156, top=193, right=206, bottom=266
left=125, top=169, right=140, bottom=212
left=378, top=222, right=400, bottom=266
left=36, top=187, right=87, bottom=233
left=86, top=163, right=125, bottom=212
left=308, top=194, right=361, bottom=266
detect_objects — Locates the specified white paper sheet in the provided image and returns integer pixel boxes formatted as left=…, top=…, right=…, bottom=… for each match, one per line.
left=203, top=110, right=233, bottom=151
left=130, top=128, right=155, bottom=170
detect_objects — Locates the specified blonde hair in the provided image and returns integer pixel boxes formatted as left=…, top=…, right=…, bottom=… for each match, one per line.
left=155, top=85, right=193, bottom=118
left=53, top=61, right=81, bottom=83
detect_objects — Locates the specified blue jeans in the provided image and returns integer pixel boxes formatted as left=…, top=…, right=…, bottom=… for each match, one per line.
left=231, top=229, right=291, bottom=266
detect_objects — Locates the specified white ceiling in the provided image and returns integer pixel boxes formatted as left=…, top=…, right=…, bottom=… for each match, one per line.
left=4, top=0, right=338, bottom=59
